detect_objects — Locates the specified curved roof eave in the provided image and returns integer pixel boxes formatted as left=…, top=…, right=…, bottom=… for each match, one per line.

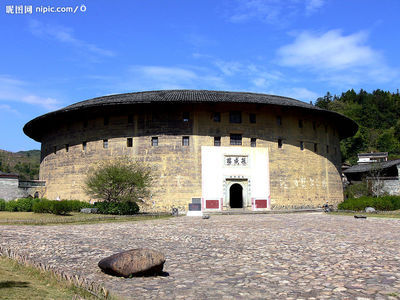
left=23, top=90, right=358, bottom=142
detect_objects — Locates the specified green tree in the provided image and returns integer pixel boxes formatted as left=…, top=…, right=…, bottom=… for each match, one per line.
left=84, top=158, right=153, bottom=204
left=314, top=89, right=400, bottom=163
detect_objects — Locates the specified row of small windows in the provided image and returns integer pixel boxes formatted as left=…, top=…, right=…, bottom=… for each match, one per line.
left=80, top=113, right=334, bottom=136
left=54, top=137, right=335, bottom=154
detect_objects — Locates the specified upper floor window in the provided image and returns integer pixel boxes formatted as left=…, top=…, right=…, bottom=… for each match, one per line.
left=230, top=111, right=241, bottom=124
left=183, top=112, right=190, bottom=122
left=249, top=113, right=256, bottom=123
left=214, top=136, right=221, bottom=146
left=213, top=112, right=221, bottom=122
left=230, top=134, right=242, bottom=145
left=251, top=138, right=256, bottom=147
left=103, top=139, right=108, bottom=149
left=277, top=116, right=282, bottom=126
left=151, top=137, right=158, bottom=146
left=182, top=136, right=189, bottom=146
left=127, top=138, right=133, bottom=147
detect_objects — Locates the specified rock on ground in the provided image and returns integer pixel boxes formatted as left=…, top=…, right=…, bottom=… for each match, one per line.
left=98, top=248, right=165, bottom=277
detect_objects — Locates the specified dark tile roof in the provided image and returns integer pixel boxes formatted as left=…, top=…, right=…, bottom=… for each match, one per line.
left=63, top=90, right=319, bottom=111
left=358, top=152, right=388, bottom=157
left=23, top=90, right=358, bottom=141
left=343, top=159, right=400, bottom=174
left=0, top=171, right=19, bottom=178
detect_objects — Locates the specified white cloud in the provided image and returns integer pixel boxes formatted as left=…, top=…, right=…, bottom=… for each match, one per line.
left=277, top=30, right=397, bottom=84
left=305, top=0, right=325, bottom=15
left=214, top=60, right=243, bottom=76
left=228, top=0, right=326, bottom=24
left=0, top=104, right=20, bottom=115
left=28, top=20, right=115, bottom=57
left=113, top=65, right=229, bottom=92
left=0, top=75, right=61, bottom=110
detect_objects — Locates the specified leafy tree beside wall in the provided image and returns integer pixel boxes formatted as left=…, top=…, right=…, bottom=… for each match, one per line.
left=315, top=89, right=400, bottom=164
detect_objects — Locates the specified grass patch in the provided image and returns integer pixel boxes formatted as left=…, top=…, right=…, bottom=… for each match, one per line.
left=0, top=211, right=171, bottom=225
left=0, top=256, right=95, bottom=299
left=329, top=211, right=400, bottom=219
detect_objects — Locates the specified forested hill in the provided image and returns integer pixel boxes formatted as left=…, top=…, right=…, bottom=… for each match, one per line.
left=315, top=89, right=400, bottom=164
left=0, top=149, right=40, bottom=180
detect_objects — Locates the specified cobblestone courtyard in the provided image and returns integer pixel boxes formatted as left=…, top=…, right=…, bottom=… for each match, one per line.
left=1, top=213, right=400, bottom=299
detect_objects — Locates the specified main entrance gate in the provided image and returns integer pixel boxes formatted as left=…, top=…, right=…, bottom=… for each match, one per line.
left=229, top=183, right=243, bottom=208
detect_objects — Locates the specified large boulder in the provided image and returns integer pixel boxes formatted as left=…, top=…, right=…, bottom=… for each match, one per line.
left=98, top=249, right=165, bottom=277
left=365, top=207, right=376, bottom=213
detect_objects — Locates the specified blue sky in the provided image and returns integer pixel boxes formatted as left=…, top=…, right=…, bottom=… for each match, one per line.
left=1, top=0, right=400, bottom=151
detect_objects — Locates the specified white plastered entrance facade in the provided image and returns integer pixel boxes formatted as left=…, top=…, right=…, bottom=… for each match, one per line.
left=201, top=146, right=270, bottom=211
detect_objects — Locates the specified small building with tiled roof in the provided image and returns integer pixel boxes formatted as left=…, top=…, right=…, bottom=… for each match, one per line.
left=343, top=159, right=400, bottom=196
left=23, top=90, right=358, bottom=211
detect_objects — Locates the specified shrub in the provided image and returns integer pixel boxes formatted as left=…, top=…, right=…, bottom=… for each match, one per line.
left=85, top=158, right=152, bottom=204
left=0, top=199, right=5, bottom=211
left=52, top=201, right=73, bottom=215
left=95, top=201, right=139, bottom=215
left=5, top=200, right=19, bottom=212
left=338, top=195, right=400, bottom=211
left=16, top=198, right=40, bottom=212
left=32, top=199, right=54, bottom=214
left=344, top=181, right=369, bottom=198
left=63, top=200, right=92, bottom=212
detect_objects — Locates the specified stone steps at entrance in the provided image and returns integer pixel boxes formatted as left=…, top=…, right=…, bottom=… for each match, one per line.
left=204, top=208, right=323, bottom=215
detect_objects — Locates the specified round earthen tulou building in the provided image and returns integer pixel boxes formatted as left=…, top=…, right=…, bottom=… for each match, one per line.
left=23, top=90, right=357, bottom=212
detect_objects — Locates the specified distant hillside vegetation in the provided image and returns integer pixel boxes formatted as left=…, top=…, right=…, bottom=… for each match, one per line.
left=315, top=89, right=400, bottom=164
left=0, top=149, right=40, bottom=180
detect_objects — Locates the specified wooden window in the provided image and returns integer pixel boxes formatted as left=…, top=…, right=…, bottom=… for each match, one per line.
left=127, top=138, right=133, bottom=147
left=251, top=138, right=256, bottom=147
left=182, top=136, right=189, bottom=146
left=230, top=134, right=242, bottom=145
left=151, top=137, right=158, bottom=146
left=214, top=136, right=221, bottom=146
left=183, top=112, right=189, bottom=122
left=103, top=139, right=108, bottom=149
left=213, top=112, right=221, bottom=122
left=229, top=111, right=241, bottom=123
left=249, top=113, right=256, bottom=124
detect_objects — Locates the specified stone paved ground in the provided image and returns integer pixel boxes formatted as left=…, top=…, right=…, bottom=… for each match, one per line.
left=1, top=213, right=400, bottom=299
